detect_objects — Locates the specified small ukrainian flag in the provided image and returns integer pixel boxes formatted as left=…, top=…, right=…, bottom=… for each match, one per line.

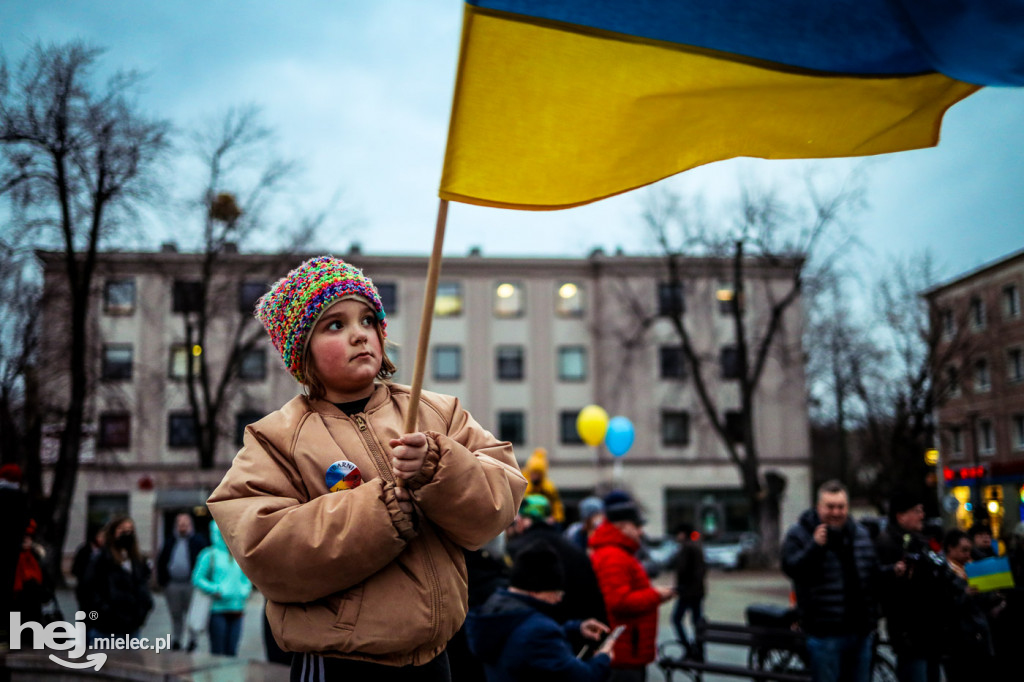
left=965, top=556, right=1015, bottom=592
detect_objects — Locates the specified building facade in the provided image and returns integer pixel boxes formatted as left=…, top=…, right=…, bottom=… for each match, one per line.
left=926, top=247, right=1024, bottom=538
left=38, top=246, right=813, bottom=560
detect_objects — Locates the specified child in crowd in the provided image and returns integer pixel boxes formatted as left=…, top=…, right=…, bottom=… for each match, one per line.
left=208, top=256, right=526, bottom=681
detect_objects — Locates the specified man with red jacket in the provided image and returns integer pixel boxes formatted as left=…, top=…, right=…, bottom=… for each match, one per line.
left=590, top=491, right=675, bottom=681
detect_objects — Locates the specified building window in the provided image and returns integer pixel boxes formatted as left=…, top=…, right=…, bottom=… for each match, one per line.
left=658, top=282, right=685, bottom=317
left=720, top=346, right=740, bottom=380
left=940, top=309, right=955, bottom=338
left=1008, top=348, right=1023, bottom=383
left=497, top=411, right=526, bottom=445
left=97, top=413, right=130, bottom=449
left=662, top=410, right=691, bottom=446
left=238, top=281, right=267, bottom=314
left=974, top=358, right=990, bottom=392
left=977, top=418, right=995, bottom=456
left=560, top=410, right=584, bottom=445
left=101, top=344, right=133, bottom=381
left=556, top=282, right=585, bottom=318
left=969, top=296, right=986, bottom=329
left=172, top=280, right=203, bottom=313
left=1013, top=415, right=1024, bottom=451
left=435, top=281, right=463, bottom=317
left=238, top=348, right=266, bottom=381
left=235, top=410, right=264, bottom=447
left=377, top=283, right=397, bottom=315
left=724, top=410, right=746, bottom=444
left=717, top=281, right=739, bottom=315
left=496, top=346, right=524, bottom=380
left=950, top=426, right=964, bottom=457
left=558, top=347, right=587, bottom=382
left=104, top=279, right=136, bottom=315
left=1004, top=284, right=1020, bottom=319
left=169, top=345, right=201, bottom=380
left=168, top=412, right=198, bottom=448
left=433, top=345, right=461, bottom=381
left=945, top=366, right=960, bottom=398
left=494, top=282, right=525, bottom=318
left=660, top=346, right=687, bottom=380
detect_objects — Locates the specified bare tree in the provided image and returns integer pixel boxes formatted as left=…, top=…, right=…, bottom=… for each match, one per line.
left=0, top=42, right=171, bottom=558
left=628, top=175, right=863, bottom=556
left=173, top=106, right=324, bottom=469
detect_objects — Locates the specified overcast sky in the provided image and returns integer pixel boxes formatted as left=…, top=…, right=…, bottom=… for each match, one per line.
left=5, top=0, right=1023, bottom=284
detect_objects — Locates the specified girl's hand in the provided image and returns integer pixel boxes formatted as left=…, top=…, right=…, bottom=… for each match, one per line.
left=580, top=619, right=610, bottom=641
left=389, top=432, right=428, bottom=482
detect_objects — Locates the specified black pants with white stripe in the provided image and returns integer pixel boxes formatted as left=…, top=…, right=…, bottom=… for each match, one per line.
left=291, top=651, right=451, bottom=682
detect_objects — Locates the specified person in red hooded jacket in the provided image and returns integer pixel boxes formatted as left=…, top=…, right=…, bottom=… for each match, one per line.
left=589, top=491, right=675, bottom=681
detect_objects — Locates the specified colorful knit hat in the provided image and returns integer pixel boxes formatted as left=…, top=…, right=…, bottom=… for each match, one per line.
left=255, top=256, right=387, bottom=383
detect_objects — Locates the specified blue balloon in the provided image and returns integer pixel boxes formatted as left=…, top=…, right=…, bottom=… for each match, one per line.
left=604, top=416, right=635, bottom=457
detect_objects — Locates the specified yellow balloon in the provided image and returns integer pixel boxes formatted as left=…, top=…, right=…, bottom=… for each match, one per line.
left=576, top=405, right=609, bottom=446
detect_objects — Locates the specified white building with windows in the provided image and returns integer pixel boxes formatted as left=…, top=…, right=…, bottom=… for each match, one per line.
left=38, top=246, right=812, bottom=560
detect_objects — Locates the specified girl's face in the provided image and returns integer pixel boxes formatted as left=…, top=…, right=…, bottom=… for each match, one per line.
left=308, top=299, right=383, bottom=402
left=115, top=520, right=134, bottom=538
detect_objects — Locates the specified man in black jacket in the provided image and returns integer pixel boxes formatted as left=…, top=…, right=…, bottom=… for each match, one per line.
left=156, top=513, right=207, bottom=651
left=782, top=480, right=879, bottom=682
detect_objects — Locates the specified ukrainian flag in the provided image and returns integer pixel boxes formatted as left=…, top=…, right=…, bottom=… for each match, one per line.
left=440, top=1, right=1024, bottom=211
left=965, top=556, right=1016, bottom=592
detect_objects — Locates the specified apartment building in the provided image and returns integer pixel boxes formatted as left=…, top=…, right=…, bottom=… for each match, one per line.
left=37, top=246, right=813, bottom=558
left=925, top=247, right=1024, bottom=537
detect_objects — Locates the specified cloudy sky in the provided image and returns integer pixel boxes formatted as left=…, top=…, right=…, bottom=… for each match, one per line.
left=5, top=0, right=1023, bottom=283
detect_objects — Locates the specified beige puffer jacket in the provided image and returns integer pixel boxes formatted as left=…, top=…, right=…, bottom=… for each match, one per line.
left=207, top=383, right=526, bottom=666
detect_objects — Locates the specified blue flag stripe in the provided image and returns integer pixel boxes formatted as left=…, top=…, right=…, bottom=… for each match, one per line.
left=964, top=557, right=1012, bottom=579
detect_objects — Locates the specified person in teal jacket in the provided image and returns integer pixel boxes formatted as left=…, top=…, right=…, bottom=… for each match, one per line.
left=192, top=521, right=253, bottom=656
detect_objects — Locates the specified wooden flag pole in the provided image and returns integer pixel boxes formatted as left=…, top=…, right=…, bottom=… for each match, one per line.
left=403, top=198, right=449, bottom=436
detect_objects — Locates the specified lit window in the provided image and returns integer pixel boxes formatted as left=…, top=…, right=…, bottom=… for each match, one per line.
left=433, top=346, right=461, bottom=381
left=101, top=345, right=133, bottom=381
left=104, top=279, right=136, bottom=315
left=1004, top=284, right=1020, bottom=319
left=238, top=281, right=267, bottom=314
left=496, top=346, right=524, bottom=380
left=977, top=419, right=995, bottom=456
left=969, top=296, right=986, bottom=329
left=97, top=413, right=130, bottom=449
left=560, top=411, right=584, bottom=445
left=169, top=345, right=201, bottom=380
left=434, top=282, right=463, bottom=317
left=974, top=358, right=990, bottom=392
left=716, top=281, right=739, bottom=315
left=1008, top=348, right=1024, bottom=383
left=498, top=411, right=526, bottom=445
left=658, top=282, right=685, bottom=317
left=377, top=283, right=398, bottom=315
left=168, top=412, right=198, bottom=448
left=494, top=282, right=525, bottom=318
left=660, top=346, right=687, bottom=380
left=238, top=348, right=266, bottom=381
left=173, top=280, right=203, bottom=313
left=558, top=347, right=587, bottom=382
left=662, top=410, right=690, bottom=446
left=556, top=282, right=585, bottom=317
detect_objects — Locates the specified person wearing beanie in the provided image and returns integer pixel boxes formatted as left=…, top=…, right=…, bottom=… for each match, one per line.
left=565, top=495, right=605, bottom=551
left=207, top=255, right=526, bottom=680
left=874, top=489, right=944, bottom=682
left=522, top=448, right=566, bottom=525
left=589, top=491, right=674, bottom=681
left=467, top=541, right=615, bottom=682
left=507, top=495, right=608, bottom=653
left=0, top=462, right=30, bottom=646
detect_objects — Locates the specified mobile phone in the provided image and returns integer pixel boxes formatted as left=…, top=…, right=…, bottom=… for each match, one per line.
left=603, top=625, right=626, bottom=647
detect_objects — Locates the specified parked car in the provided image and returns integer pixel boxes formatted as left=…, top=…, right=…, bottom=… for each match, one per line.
left=703, top=531, right=758, bottom=570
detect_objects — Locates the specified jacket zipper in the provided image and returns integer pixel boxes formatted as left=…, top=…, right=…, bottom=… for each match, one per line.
left=353, top=413, right=443, bottom=646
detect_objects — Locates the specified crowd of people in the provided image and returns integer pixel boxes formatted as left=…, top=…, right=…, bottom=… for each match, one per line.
left=783, top=480, right=1024, bottom=682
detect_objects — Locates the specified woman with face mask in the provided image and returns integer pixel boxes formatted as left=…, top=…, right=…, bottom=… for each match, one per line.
left=80, top=516, right=154, bottom=645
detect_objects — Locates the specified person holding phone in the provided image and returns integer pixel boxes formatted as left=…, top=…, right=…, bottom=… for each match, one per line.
left=466, top=541, right=615, bottom=681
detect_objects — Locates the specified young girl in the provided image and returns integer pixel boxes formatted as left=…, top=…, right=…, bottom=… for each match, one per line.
left=207, top=256, right=526, bottom=681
